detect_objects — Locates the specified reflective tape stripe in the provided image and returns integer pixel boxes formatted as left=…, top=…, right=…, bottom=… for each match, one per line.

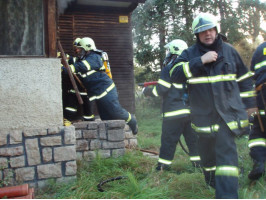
left=69, top=64, right=75, bottom=73
left=240, top=91, right=256, bottom=98
left=65, top=107, right=77, bottom=112
left=215, top=166, right=239, bottom=177
left=99, top=64, right=105, bottom=71
left=80, top=70, right=97, bottom=78
left=69, top=89, right=87, bottom=96
left=82, top=60, right=91, bottom=70
left=227, top=120, right=249, bottom=130
left=163, top=109, right=190, bottom=118
left=236, top=71, right=254, bottom=82
left=190, top=156, right=201, bottom=161
left=248, top=138, right=266, bottom=148
left=83, top=115, right=95, bottom=120
left=191, top=123, right=219, bottom=133
left=152, top=87, right=158, bottom=97
left=254, top=60, right=266, bottom=70
left=173, top=83, right=183, bottom=89
left=158, top=158, right=172, bottom=165
left=89, top=83, right=115, bottom=101
left=259, top=110, right=265, bottom=115
left=204, top=166, right=216, bottom=171
left=158, top=79, right=171, bottom=88
left=183, top=62, right=192, bottom=78
left=187, top=74, right=236, bottom=84
left=126, top=113, right=131, bottom=123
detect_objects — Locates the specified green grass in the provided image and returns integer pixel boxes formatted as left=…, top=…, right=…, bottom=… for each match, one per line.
left=36, top=96, right=266, bottom=199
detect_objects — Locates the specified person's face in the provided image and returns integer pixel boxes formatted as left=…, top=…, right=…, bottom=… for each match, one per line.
left=198, top=27, right=217, bottom=46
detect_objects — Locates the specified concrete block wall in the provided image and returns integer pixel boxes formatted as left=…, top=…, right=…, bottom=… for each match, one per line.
left=0, top=126, right=77, bottom=188
left=73, top=120, right=137, bottom=161
left=0, top=120, right=137, bottom=188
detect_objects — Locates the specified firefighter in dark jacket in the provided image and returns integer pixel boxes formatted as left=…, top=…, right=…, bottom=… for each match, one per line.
left=169, top=13, right=257, bottom=198
left=248, top=41, right=266, bottom=180
left=64, top=37, right=138, bottom=135
left=143, top=39, right=200, bottom=170
left=61, top=38, right=95, bottom=122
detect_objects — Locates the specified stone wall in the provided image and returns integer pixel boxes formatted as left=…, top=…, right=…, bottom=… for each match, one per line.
left=0, top=120, right=137, bottom=188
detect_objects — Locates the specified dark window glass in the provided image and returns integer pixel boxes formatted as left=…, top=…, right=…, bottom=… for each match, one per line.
left=0, top=0, right=44, bottom=56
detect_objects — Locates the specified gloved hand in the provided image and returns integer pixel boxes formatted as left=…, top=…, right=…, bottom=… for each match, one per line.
left=142, top=87, right=153, bottom=97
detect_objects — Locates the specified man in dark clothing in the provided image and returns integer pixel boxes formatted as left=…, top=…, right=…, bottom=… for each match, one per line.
left=248, top=41, right=266, bottom=180
left=143, top=39, right=200, bottom=170
left=64, top=37, right=138, bottom=135
left=169, top=13, right=256, bottom=198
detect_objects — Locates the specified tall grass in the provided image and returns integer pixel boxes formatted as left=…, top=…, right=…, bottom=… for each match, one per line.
left=36, top=94, right=266, bottom=199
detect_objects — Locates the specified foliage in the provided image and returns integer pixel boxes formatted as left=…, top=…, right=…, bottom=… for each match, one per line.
left=132, top=0, right=265, bottom=71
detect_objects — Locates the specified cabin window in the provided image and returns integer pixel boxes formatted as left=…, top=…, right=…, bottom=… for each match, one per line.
left=0, top=0, right=44, bottom=56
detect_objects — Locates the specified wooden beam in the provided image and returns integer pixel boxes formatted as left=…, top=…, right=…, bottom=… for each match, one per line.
left=47, top=0, right=57, bottom=57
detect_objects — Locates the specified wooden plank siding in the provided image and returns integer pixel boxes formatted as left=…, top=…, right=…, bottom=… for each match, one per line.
left=58, top=9, right=136, bottom=113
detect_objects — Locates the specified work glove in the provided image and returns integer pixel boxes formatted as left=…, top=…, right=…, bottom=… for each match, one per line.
left=142, top=87, right=153, bottom=97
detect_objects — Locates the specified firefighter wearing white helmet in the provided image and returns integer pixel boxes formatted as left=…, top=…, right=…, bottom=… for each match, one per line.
left=61, top=37, right=95, bottom=123
left=66, top=37, right=138, bottom=135
left=143, top=39, right=200, bottom=171
left=169, top=13, right=256, bottom=198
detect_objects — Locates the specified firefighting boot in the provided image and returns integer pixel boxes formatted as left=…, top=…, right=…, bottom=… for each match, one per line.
left=203, top=170, right=215, bottom=189
left=248, top=161, right=265, bottom=180
left=156, top=162, right=171, bottom=171
left=128, top=115, right=138, bottom=135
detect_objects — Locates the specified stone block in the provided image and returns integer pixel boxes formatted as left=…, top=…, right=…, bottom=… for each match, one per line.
left=83, top=151, right=96, bottom=161
left=37, top=163, right=62, bottom=179
left=102, top=141, right=125, bottom=149
left=75, top=130, right=83, bottom=139
left=54, top=146, right=76, bottom=162
left=40, top=136, right=62, bottom=146
left=64, top=126, right=76, bottom=144
left=0, top=146, right=24, bottom=157
left=83, top=129, right=98, bottom=139
left=90, top=139, right=101, bottom=150
left=112, top=149, right=125, bottom=158
left=10, top=156, right=25, bottom=168
left=48, top=126, right=62, bottom=135
left=9, top=130, right=22, bottom=144
left=42, top=147, right=52, bottom=163
left=23, top=129, right=47, bottom=137
left=15, top=167, right=35, bottom=182
left=128, top=139, right=138, bottom=148
left=98, top=150, right=111, bottom=158
left=56, top=176, right=76, bottom=184
left=99, top=123, right=107, bottom=139
left=25, top=138, right=41, bottom=165
left=73, top=121, right=89, bottom=129
left=87, top=121, right=98, bottom=130
left=76, top=152, right=83, bottom=160
left=108, top=129, right=124, bottom=141
left=106, top=120, right=125, bottom=129
left=0, top=131, right=8, bottom=146
left=65, top=161, right=77, bottom=176
left=0, top=158, right=8, bottom=169
left=76, top=139, right=89, bottom=151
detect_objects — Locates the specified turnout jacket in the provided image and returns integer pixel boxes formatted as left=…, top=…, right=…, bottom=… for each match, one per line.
left=250, top=42, right=266, bottom=114
left=151, top=61, right=190, bottom=121
left=69, top=51, right=114, bottom=101
left=169, top=35, right=256, bottom=136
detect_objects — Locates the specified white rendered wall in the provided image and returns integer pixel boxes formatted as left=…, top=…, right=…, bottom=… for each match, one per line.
left=0, top=58, right=63, bottom=130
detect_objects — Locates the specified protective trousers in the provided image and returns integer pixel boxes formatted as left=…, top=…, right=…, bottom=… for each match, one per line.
left=96, top=87, right=137, bottom=132
left=198, top=119, right=239, bottom=199
left=159, top=117, right=199, bottom=165
left=249, top=115, right=266, bottom=162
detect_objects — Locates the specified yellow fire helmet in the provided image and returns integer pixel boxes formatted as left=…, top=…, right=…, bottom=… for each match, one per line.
left=79, top=37, right=97, bottom=51
left=164, top=39, right=188, bottom=55
left=192, top=13, right=220, bottom=34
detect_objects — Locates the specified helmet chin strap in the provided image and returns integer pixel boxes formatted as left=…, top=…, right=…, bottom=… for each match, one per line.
left=77, top=49, right=87, bottom=59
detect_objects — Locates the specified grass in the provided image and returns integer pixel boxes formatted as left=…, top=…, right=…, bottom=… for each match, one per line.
left=36, top=94, right=266, bottom=199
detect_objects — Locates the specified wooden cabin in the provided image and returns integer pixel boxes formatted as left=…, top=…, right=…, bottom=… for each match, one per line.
left=58, top=0, right=145, bottom=113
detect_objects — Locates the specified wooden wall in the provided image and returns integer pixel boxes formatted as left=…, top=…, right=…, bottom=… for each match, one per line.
left=58, top=8, right=136, bottom=113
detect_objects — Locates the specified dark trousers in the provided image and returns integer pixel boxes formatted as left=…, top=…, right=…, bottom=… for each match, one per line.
left=249, top=115, right=266, bottom=162
left=198, top=119, right=239, bottom=199
left=96, top=87, right=137, bottom=131
left=159, top=117, right=199, bottom=162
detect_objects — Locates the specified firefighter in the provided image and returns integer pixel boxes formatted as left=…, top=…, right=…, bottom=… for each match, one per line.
left=61, top=38, right=95, bottom=122
left=248, top=41, right=266, bottom=180
left=143, top=39, right=200, bottom=171
left=64, top=37, right=138, bottom=134
left=169, top=13, right=256, bottom=198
